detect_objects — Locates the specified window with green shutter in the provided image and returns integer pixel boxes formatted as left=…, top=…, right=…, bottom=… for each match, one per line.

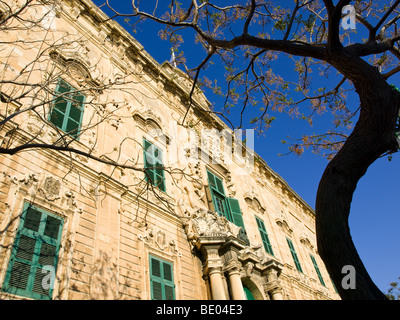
left=49, top=79, right=85, bottom=139
left=206, top=169, right=245, bottom=230
left=149, top=255, right=175, bottom=300
left=2, top=203, right=63, bottom=300
left=310, top=254, right=326, bottom=286
left=226, top=198, right=245, bottom=230
left=243, top=285, right=255, bottom=300
left=286, top=238, right=303, bottom=273
left=255, top=216, right=274, bottom=256
left=207, top=169, right=229, bottom=219
left=207, top=170, right=225, bottom=195
left=143, top=139, right=166, bottom=192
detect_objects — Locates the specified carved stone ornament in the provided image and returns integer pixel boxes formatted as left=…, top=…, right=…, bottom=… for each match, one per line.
left=183, top=209, right=231, bottom=241
left=275, top=213, right=293, bottom=235
left=138, top=226, right=181, bottom=257
left=299, top=233, right=314, bottom=251
left=244, top=187, right=265, bottom=214
left=183, top=209, right=249, bottom=247
left=19, top=173, right=40, bottom=188
left=39, top=176, right=61, bottom=201
left=225, top=172, right=237, bottom=198
left=187, top=161, right=206, bottom=206
left=175, top=164, right=207, bottom=218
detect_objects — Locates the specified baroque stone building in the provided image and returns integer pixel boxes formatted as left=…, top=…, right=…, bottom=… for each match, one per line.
left=0, top=0, right=340, bottom=300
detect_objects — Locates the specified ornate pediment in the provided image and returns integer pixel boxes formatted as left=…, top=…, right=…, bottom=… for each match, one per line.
left=138, top=226, right=181, bottom=257
left=244, top=188, right=265, bottom=214
left=49, top=50, right=101, bottom=89
left=275, top=213, right=293, bottom=236
left=183, top=209, right=249, bottom=247
left=299, top=233, right=315, bottom=251
left=184, top=209, right=231, bottom=239
left=132, top=108, right=170, bottom=145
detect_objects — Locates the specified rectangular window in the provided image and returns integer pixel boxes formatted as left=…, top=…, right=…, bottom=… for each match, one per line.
left=149, top=255, right=175, bottom=300
left=286, top=238, right=303, bottom=273
left=2, top=203, right=64, bottom=300
left=143, top=139, right=166, bottom=192
left=310, top=254, right=326, bottom=286
left=49, top=79, right=85, bottom=138
left=206, top=169, right=245, bottom=230
left=255, top=217, right=274, bottom=256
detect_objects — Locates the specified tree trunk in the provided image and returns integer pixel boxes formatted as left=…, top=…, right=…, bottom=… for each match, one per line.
left=315, top=61, right=400, bottom=299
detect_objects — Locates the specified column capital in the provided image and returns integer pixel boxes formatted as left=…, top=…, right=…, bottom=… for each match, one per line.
left=223, top=259, right=243, bottom=276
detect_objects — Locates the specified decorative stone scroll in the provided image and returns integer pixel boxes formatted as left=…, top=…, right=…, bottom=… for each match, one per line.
left=138, top=226, right=181, bottom=257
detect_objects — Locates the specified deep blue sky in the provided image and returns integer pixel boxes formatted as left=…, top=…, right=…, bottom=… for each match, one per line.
left=93, top=0, right=400, bottom=294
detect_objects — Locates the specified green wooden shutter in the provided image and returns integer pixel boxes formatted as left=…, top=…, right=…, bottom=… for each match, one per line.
left=255, top=217, right=274, bottom=256
left=154, top=147, right=166, bottom=192
left=207, top=170, right=230, bottom=219
left=207, top=170, right=218, bottom=214
left=206, top=170, right=225, bottom=195
left=149, top=255, right=175, bottom=300
left=49, top=79, right=85, bottom=138
left=2, top=203, right=63, bottom=300
left=66, top=92, right=85, bottom=138
left=207, top=170, right=216, bottom=189
left=286, top=238, right=303, bottom=273
left=226, top=198, right=244, bottom=229
left=144, top=139, right=156, bottom=185
left=143, top=139, right=166, bottom=192
left=310, top=254, right=326, bottom=286
left=214, top=176, right=225, bottom=195
left=150, top=258, right=163, bottom=300
left=162, top=262, right=175, bottom=300
left=50, top=81, right=70, bottom=130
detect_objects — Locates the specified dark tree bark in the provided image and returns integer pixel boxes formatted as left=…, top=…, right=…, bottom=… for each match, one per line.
left=316, top=51, right=400, bottom=300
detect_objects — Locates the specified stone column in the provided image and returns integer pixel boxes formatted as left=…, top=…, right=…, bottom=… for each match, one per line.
left=226, top=266, right=246, bottom=300
left=200, top=243, right=228, bottom=300
left=270, top=287, right=284, bottom=300
left=208, top=267, right=227, bottom=300
left=219, top=238, right=247, bottom=300
left=263, top=262, right=284, bottom=300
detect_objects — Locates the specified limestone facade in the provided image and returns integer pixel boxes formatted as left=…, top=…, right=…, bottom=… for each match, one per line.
left=0, top=0, right=340, bottom=300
